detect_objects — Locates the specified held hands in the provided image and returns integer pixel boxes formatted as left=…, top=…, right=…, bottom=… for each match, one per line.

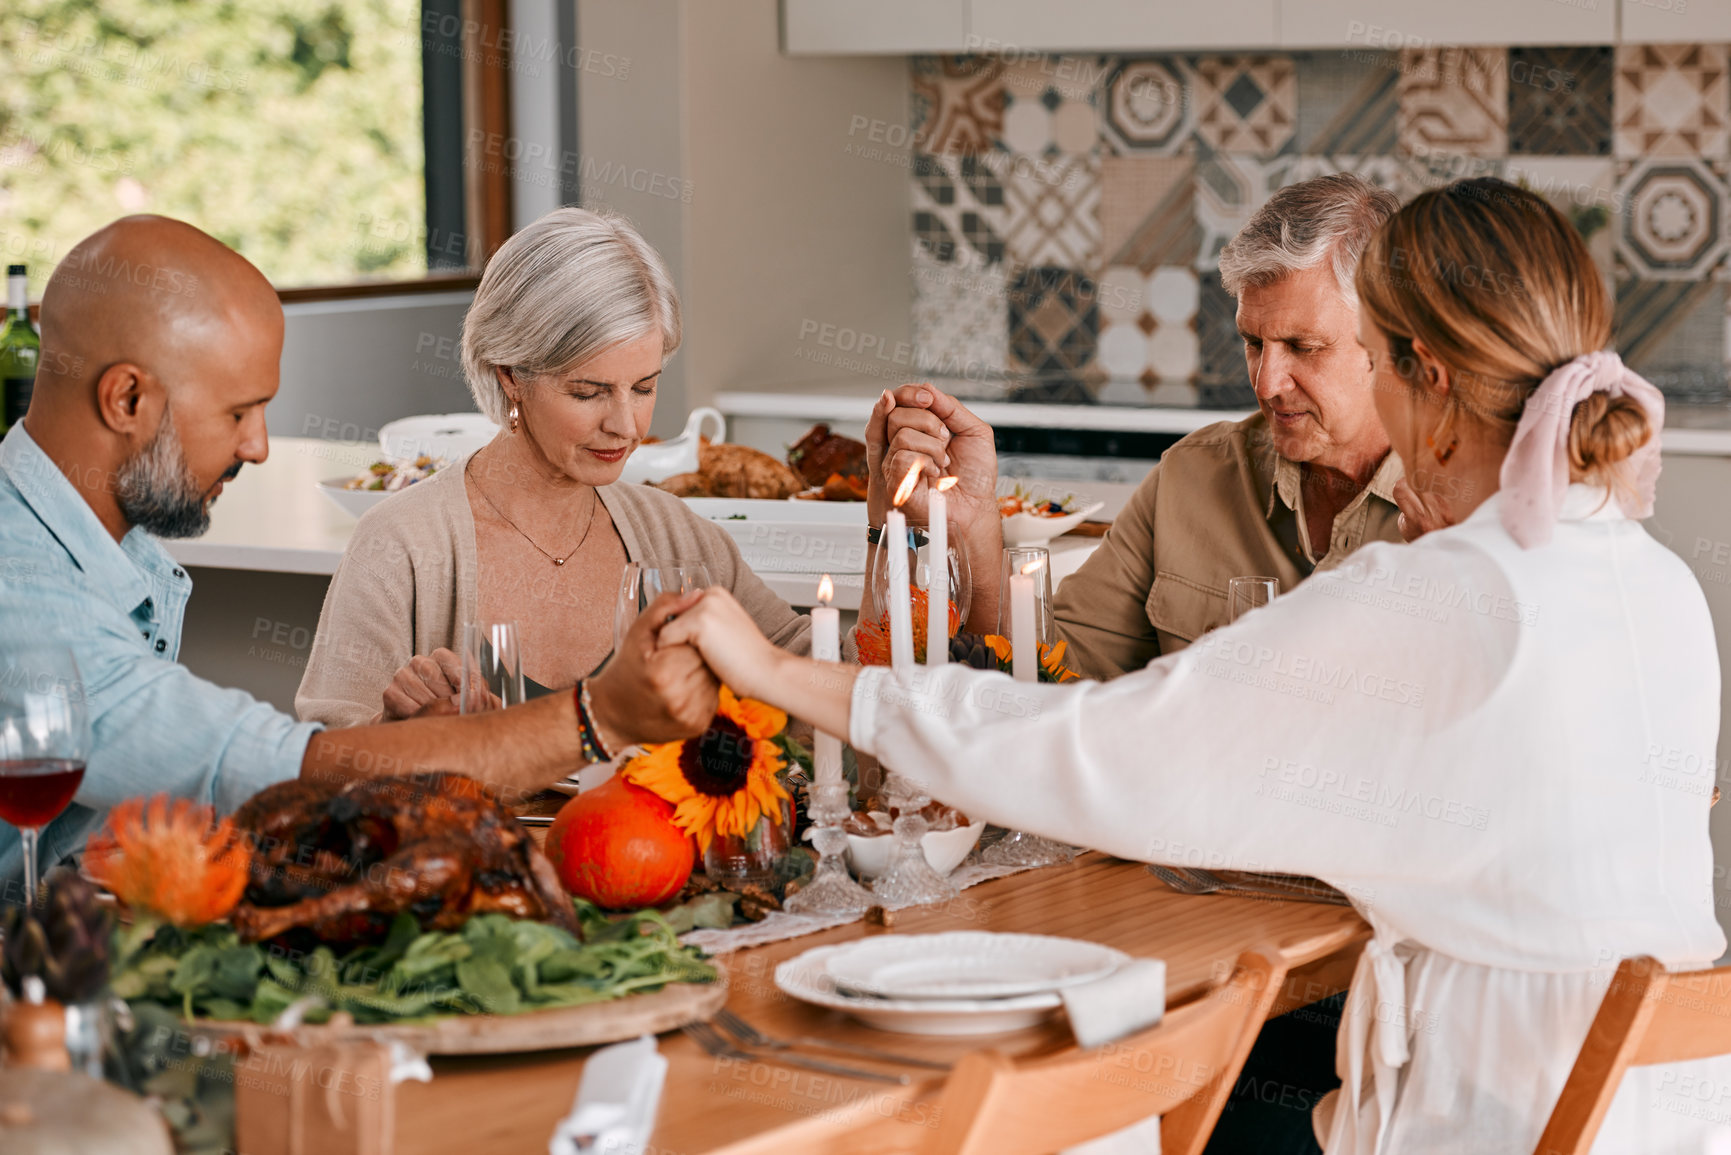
left=865, top=385, right=999, bottom=536
left=654, top=587, right=786, bottom=705
left=587, top=590, right=720, bottom=750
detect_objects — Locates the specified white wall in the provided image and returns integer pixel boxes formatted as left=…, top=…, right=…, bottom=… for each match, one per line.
left=271, top=292, right=478, bottom=441
left=576, top=0, right=909, bottom=429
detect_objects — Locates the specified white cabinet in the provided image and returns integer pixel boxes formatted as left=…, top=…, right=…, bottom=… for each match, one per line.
left=968, top=0, right=1277, bottom=52
left=783, top=0, right=969, bottom=54
left=1623, top=0, right=1731, bottom=44
left=1277, top=0, right=1614, bottom=48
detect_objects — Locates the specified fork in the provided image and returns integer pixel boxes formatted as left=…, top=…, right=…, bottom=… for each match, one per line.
left=681, top=1021, right=911, bottom=1085
left=1146, top=863, right=1351, bottom=905
left=714, top=1008, right=951, bottom=1071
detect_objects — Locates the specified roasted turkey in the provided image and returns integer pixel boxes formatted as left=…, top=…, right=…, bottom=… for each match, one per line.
left=786, top=423, right=867, bottom=489
left=228, top=772, right=578, bottom=945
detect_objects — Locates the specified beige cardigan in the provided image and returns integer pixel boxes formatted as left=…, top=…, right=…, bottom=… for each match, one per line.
left=296, top=460, right=810, bottom=727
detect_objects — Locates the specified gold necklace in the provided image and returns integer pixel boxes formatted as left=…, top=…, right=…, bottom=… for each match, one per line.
left=465, top=457, right=600, bottom=566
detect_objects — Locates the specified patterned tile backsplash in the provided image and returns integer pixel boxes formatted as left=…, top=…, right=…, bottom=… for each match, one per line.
left=907, top=47, right=1731, bottom=404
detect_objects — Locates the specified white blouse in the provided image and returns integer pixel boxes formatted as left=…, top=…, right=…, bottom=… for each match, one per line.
left=849, top=485, right=1727, bottom=1154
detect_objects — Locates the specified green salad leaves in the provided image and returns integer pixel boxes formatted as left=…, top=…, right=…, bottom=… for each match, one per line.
left=110, top=904, right=716, bottom=1026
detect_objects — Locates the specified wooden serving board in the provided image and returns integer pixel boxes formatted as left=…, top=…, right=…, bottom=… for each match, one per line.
left=179, top=968, right=728, bottom=1056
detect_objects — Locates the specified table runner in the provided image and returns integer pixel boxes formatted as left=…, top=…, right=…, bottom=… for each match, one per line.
left=679, top=858, right=1046, bottom=954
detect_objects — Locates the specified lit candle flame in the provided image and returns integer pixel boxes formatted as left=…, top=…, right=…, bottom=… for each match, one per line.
left=1021, top=557, right=1046, bottom=575
left=936, top=475, right=959, bottom=492
left=892, top=461, right=922, bottom=507
left=817, top=573, right=834, bottom=605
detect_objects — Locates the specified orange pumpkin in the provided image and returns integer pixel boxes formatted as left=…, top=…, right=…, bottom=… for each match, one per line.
left=545, top=775, right=695, bottom=910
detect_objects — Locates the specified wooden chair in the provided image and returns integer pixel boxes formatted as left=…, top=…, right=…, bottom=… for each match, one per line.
left=1536, top=955, right=1731, bottom=1155
left=920, top=947, right=1290, bottom=1155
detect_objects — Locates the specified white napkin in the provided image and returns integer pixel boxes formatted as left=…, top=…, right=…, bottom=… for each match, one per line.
left=548, top=1034, right=667, bottom=1155
left=1059, top=961, right=1169, bottom=1155
left=1061, top=958, right=1167, bottom=1051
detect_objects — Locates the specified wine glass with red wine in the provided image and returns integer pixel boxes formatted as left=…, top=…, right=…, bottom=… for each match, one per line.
left=0, top=647, right=91, bottom=908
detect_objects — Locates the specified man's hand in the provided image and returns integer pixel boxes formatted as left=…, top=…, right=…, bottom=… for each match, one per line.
left=1392, top=478, right=1454, bottom=542
left=865, top=385, right=1000, bottom=537
left=588, top=590, right=719, bottom=751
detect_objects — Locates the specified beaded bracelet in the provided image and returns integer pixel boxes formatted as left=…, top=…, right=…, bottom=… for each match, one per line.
left=573, top=678, right=614, bottom=765
left=865, top=524, right=927, bottom=549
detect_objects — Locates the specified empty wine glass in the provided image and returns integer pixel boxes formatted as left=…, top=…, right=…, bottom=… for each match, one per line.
left=865, top=534, right=972, bottom=662
left=615, top=561, right=714, bottom=650
left=0, top=647, right=91, bottom=908
left=459, top=620, right=525, bottom=713
left=1228, top=576, right=1280, bottom=623
left=985, top=546, right=1076, bottom=868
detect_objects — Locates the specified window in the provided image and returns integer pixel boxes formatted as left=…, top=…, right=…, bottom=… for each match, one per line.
left=0, top=0, right=515, bottom=298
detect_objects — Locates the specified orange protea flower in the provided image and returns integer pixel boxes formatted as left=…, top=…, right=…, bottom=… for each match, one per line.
left=84, top=796, right=251, bottom=927
left=622, top=687, right=791, bottom=854
left=857, top=589, right=962, bottom=667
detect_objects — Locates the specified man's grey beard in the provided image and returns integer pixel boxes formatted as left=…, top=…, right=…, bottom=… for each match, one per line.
left=115, top=407, right=225, bottom=539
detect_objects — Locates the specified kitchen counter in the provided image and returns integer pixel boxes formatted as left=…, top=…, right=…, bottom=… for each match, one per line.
left=717, top=378, right=1731, bottom=456
left=166, top=436, right=1102, bottom=608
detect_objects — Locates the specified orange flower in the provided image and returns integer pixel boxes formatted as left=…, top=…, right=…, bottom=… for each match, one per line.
left=982, top=635, right=1080, bottom=682
left=1040, top=639, right=1081, bottom=683
left=85, top=795, right=251, bottom=927
left=623, top=687, right=791, bottom=854
left=857, top=589, right=962, bottom=667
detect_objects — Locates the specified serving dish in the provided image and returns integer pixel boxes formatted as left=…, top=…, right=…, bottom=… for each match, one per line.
left=1001, top=501, right=1107, bottom=547
left=844, top=822, right=984, bottom=881
left=378, top=413, right=497, bottom=463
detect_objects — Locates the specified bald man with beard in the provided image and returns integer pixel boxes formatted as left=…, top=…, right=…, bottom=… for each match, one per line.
left=0, top=216, right=716, bottom=887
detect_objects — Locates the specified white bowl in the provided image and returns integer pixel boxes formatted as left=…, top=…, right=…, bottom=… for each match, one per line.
left=1001, top=502, right=1105, bottom=547
left=378, top=413, right=498, bottom=464
left=845, top=822, right=984, bottom=881
left=317, top=479, right=396, bottom=519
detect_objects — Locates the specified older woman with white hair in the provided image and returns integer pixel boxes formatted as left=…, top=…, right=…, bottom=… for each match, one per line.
left=298, top=207, right=808, bottom=727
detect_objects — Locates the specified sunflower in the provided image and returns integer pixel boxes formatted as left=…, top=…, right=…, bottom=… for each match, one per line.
left=857, top=588, right=962, bottom=667
left=623, top=686, right=792, bottom=853
left=964, top=633, right=1082, bottom=683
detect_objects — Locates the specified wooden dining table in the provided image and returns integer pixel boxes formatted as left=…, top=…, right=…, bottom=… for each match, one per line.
left=393, top=854, right=1368, bottom=1154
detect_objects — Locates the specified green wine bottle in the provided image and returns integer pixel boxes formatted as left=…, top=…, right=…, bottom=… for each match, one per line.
left=0, top=265, right=40, bottom=434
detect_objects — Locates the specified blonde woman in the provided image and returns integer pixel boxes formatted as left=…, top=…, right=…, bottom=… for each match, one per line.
left=298, top=208, right=808, bottom=727
left=661, top=179, right=1726, bottom=1154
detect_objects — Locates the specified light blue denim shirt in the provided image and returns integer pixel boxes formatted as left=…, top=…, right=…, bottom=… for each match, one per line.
left=0, top=423, right=320, bottom=890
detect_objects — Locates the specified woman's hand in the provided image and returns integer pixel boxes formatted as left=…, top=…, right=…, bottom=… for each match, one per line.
left=382, top=649, right=494, bottom=720
left=656, top=588, right=789, bottom=703
left=1393, top=478, right=1454, bottom=542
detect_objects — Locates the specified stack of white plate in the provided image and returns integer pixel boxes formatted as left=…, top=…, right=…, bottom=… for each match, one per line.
left=775, top=931, right=1129, bottom=1035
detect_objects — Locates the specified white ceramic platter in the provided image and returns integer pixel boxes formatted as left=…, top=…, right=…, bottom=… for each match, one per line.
left=825, top=931, right=1126, bottom=1001
left=775, top=935, right=1129, bottom=1036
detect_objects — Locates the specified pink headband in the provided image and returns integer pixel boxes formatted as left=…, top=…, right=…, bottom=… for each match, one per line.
left=1498, top=351, right=1665, bottom=549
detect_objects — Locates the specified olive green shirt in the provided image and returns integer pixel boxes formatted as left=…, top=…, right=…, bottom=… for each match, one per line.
left=1052, top=413, right=1403, bottom=679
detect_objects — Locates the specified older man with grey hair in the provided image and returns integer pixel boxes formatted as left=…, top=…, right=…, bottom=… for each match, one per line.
left=869, top=172, right=1406, bottom=678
